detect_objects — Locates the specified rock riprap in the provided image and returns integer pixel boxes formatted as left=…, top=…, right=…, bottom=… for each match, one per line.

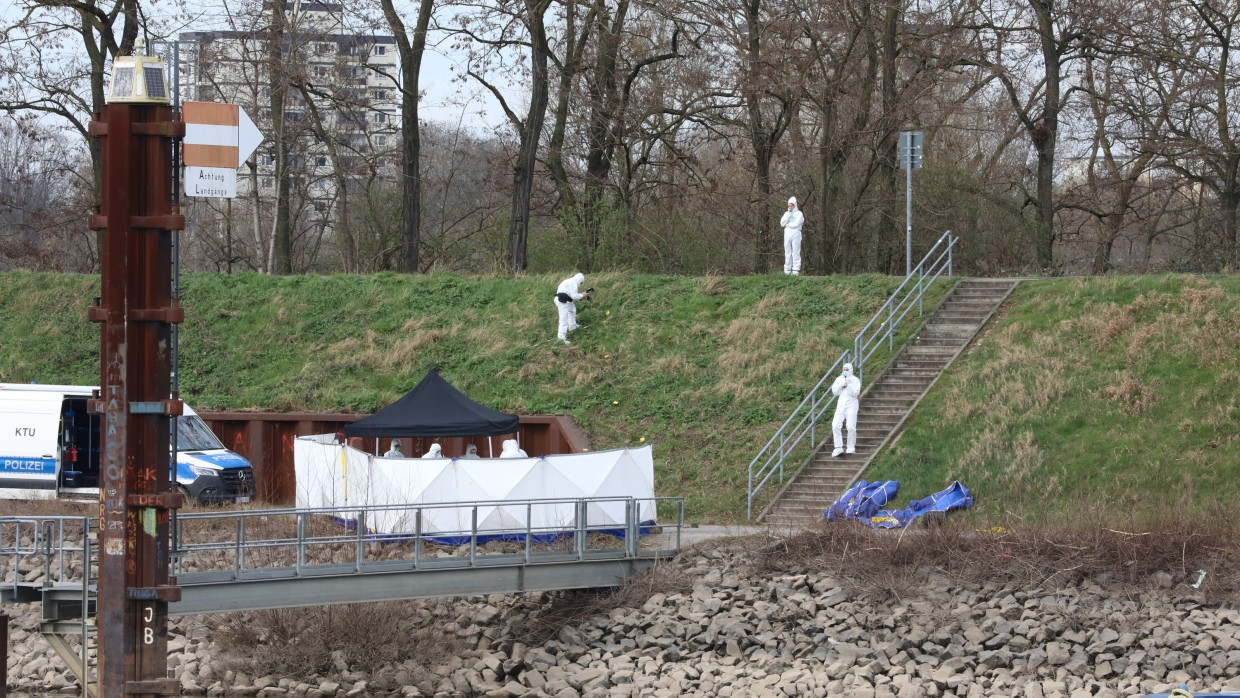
left=5, top=537, right=1239, bottom=697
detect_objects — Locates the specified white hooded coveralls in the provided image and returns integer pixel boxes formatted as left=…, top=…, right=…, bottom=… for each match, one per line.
left=421, top=443, right=443, bottom=459
left=499, top=439, right=528, bottom=459
left=780, top=197, right=805, bottom=275
left=554, top=273, right=587, bottom=342
left=831, top=364, right=861, bottom=454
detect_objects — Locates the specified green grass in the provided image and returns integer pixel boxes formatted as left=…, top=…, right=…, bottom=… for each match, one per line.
left=1, top=270, right=940, bottom=521
left=869, top=274, right=1240, bottom=523
left=7, top=271, right=1235, bottom=525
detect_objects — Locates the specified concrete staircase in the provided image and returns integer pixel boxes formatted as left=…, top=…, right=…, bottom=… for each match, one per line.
left=760, top=279, right=1020, bottom=527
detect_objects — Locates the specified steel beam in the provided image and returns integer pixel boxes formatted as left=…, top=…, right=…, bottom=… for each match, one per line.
left=88, top=103, right=184, bottom=697
left=171, top=558, right=658, bottom=615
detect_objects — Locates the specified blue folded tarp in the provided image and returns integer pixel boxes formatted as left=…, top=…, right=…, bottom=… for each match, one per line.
left=825, top=481, right=972, bottom=528
left=824, top=480, right=899, bottom=522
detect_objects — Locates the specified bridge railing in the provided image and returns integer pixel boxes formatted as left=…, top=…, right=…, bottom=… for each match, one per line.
left=171, top=496, right=683, bottom=582
left=2, top=497, right=684, bottom=593
left=0, top=516, right=94, bottom=595
left=746, top=230, right=957, bottom=519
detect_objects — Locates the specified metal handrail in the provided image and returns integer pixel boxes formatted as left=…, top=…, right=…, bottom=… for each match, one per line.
left=1, top=517, right=93, bottom=591
left=746, top=230, right=957, bottom=519
left=2, top=496, right=684, bottom=590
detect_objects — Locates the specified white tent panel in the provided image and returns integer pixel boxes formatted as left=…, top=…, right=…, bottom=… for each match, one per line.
left=294, top=437, right=657, bottom=535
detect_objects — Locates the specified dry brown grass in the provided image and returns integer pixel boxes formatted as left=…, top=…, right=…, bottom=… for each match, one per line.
left=2, top=499, right=96, bottom=517
left=755, top=516, right=1240, bottom=601
left=206, top=601, right=461, bottom=678
left=697, top=275, right=727, bottom=296
left=1102, top=372, right=1157, bottom=416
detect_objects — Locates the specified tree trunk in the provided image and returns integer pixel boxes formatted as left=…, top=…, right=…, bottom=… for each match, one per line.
left=877, top=0, right=901, bottom=275
left=268, top=0, right=292, bottom=275
left=581, top=0, right=627, bottom=271
left=546, top=0, right=587, bottom=222
left=381, top=0, right=433, bottom=274
left=1030, top=0, right=1060, bottom=271
left=507, top=0, right=553, bottom=273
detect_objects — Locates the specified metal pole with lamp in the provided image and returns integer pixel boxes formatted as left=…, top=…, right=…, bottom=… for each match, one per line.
left=88, top=42, right=185, bottom=697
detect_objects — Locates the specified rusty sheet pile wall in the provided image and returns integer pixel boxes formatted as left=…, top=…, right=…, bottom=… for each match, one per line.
left=199, top=413, right=591, bottom=505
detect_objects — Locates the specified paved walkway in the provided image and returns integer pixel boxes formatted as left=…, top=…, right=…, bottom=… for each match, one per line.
left=649, top=524, right=764, bottom=548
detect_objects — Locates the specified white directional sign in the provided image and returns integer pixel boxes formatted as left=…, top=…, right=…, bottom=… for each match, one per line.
left=185, top=166, right=237, bottom=197
left=182, top=101, right=264, bottom=198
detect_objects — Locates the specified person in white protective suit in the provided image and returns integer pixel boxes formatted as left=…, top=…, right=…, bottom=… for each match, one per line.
left=462, top=443, right=481, bottom=459
left=383, top=440, right=404, bottom=458
left=421, top=443, right=443, bottom=459
left=499, top=439, right=528, bottom=459
left=780, top=197, right=805, bottom=275
left=553, top=273, right=591, bottom=344
left=830, top=362, right=862, bottom=457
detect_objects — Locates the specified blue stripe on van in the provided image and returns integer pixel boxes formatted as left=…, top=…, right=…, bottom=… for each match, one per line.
left=184, top=451, right=251, bottom=469
left=1, top=456, right=57, bottom=475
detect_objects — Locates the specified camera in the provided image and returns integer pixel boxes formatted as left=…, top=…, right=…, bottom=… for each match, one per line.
left=586, top=287, right=595, bottom=293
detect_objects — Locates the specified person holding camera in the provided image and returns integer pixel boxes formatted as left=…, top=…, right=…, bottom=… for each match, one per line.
left=830, top=362, right=861, bottom=457
left=780, top=196, right=805, bottom=275
left=553, top=273, right=592, bottom=345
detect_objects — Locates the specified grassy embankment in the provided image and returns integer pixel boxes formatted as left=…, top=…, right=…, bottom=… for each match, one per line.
left=869, top=274, right=1240, bottom=523
left=4, top=272, right=1236, bottom=525
left=0, top=270, right=935, bottom=521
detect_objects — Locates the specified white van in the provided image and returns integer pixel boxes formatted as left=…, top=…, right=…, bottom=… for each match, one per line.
left=0, top=383, right=255, bottom=504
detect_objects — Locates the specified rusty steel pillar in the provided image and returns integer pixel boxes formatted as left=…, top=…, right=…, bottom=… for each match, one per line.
left=1, top=610, right=8, bottom=698
left=87, top=102, right=186, bottom=697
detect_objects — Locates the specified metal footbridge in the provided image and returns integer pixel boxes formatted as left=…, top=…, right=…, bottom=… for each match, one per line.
left=3, top=496, right=683, bottom=618
left=3, top=497, right=681, bottom=694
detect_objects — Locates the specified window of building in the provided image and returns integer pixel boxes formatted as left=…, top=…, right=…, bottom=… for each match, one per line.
left=315, top=66, right=328, bottom=77
left=316, top=43, right=331, bottom=54
left=261, top=177, right=273, bottom=189
left=376, top=46, right=386, bottom=55
left=316, top=156, right=327, bottom=166
left=261, top=155, right=274, bottom=166
left=375, top=112, right=387, bottom=123
left=376, top=90, right=387, bottom=100
left=376, top=135, right=387, bottom=146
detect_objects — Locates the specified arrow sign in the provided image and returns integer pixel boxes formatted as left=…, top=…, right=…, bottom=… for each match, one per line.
left=182, top=101, right=265, bottom=198
left=237, top=107, right=262, bottom=167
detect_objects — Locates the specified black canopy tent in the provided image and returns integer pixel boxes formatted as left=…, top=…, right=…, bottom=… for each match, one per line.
left=344, top=370, right=520, bottom=442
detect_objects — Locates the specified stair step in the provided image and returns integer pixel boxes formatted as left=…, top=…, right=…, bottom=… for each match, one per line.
left=934, top=311, right=991, bottom=319
left=760, top=278, right=1019, bottom=526
left=943, top=301, right=998, bottom=310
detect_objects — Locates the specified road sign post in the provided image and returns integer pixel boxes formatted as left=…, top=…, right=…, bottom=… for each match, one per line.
left=899, top=131, right=924, bottom=276
left=181, top=101, right=263, bottom=198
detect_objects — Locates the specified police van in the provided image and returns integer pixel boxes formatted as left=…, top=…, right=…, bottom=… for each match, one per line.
left=0, top=383, right=255, bottom=504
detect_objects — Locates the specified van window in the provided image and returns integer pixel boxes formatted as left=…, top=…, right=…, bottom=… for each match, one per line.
left=177, top=415, right=225, bottom=452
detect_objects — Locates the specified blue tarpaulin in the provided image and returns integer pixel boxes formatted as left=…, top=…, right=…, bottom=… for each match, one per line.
left=824, top=480, right=899, bottom=522
left=825, top=481, right=973, bottom=528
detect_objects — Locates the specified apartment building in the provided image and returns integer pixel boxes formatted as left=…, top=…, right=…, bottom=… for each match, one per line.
left=178, top=1, right=400, bottom=204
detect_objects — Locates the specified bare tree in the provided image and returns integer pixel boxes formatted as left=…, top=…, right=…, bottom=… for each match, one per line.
left=979, top=0, right=1089, bottom=271
left=0, top=0, right=142, bottom=213
left=380, top=0, right=434, bottom=273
